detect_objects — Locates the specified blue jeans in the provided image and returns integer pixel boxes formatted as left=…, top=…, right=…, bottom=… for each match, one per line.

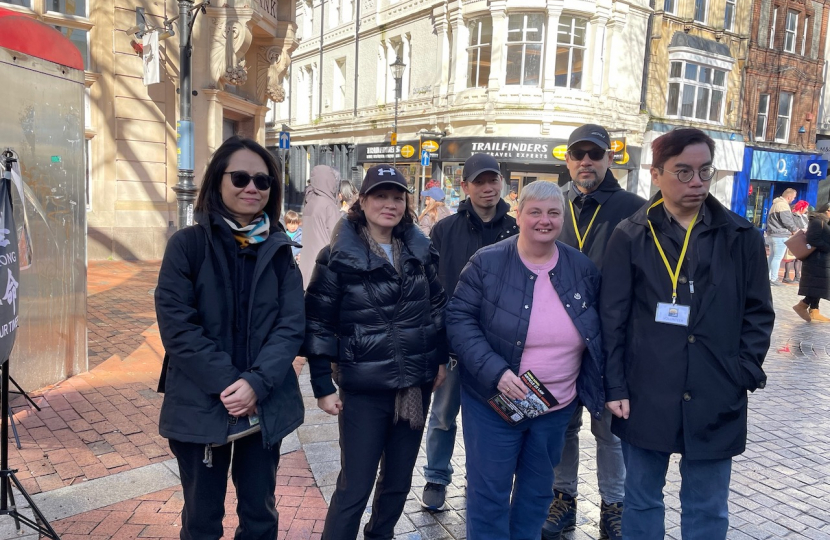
left=767, top=236, right=788, bottom=281
left=621, top=442, right=732, bottom=540
left=462, top=388, right=577, bottom=540
left=423, top=359, right=461, bottom=485
left=553, top=404, right=625, bottom=503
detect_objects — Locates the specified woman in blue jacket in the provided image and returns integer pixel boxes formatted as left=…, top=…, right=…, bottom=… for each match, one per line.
left=446, top=181, right=604, bottom=540
left=155, top=136, right=305, bottom=539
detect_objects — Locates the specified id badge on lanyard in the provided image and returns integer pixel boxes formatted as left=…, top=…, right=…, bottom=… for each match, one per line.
left=647, top=199, right=697, bottom=327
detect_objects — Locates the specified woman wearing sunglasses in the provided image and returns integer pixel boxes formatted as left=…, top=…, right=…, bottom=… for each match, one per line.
left=155, top=136, right=305, bottom=539
left=303, top=164, right=448, bottom=540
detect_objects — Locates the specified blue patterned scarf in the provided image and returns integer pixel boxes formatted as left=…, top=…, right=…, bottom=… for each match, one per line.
left=223, top=214, right=270, bottom=248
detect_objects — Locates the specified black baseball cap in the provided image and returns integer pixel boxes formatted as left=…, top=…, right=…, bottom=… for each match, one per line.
left=359, top=164, right=411, bottom=195
left=463, top=153, right=501, bottom=182
left=567, top=124, right=611, bottom=150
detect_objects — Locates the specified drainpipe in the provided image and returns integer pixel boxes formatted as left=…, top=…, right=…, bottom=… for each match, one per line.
left=353, top=0, right=361, bottom=117
left=639, top=0, right=655, bottom=112
left=319, top=0, right=325, bottom=121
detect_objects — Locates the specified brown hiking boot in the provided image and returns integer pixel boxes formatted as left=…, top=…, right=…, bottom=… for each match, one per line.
left=793, top=302, right=811, bottom=322
left=810, top=309, right=830, bottom=322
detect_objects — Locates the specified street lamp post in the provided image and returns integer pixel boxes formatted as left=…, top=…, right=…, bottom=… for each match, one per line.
left=390, top=56, right=406, bottom=168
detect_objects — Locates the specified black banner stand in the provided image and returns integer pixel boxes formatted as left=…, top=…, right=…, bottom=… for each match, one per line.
left=0, top=150, right=60, bottom=538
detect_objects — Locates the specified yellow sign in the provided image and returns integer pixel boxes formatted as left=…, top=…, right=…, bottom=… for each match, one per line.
left=552, top=145, right=568, bottom=161
left=614, top=151, right=630, bottom=165
left=391, top=133, right=397, bottom=146
left=400, top=145, right=415, bottom=158
left=610, top=139, right=626, bottom=153
left=421, top=140, right=439, bottom=152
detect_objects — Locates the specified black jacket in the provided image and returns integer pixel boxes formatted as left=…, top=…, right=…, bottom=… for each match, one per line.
left=560, top=171, right=646, bottom=269
left=798, top=213, right=830, bottom=300
left=601, top=193, right=775, bottom=460
left=430, top=198, right=518, bottom=297
left=303, top=219, right=448, bottom=398
left=155, top=216, right=305, bottom=448
left=446, top=237, right=605, bottom=419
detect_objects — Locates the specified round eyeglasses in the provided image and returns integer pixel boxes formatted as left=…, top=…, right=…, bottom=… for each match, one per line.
left=657, top=165, right=717, bottom=183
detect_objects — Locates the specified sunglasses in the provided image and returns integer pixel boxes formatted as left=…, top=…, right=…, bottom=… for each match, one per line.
left=567, top=148, right=611, bottom=161
left=224, top=171, right=274, bottom=191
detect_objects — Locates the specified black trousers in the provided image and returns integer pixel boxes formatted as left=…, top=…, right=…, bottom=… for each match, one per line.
left=323, top=385, right=431, bottom=540
left=169, top=432, right=282, bottom=540
left=804, top=296, right=821, bottom=309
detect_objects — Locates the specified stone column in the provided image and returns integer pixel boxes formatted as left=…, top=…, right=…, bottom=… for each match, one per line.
left=488, top=0, right=507, bottom=95
left=449, top=9, right=469, bottom=97
left=542, top=1, right=564, bottom=95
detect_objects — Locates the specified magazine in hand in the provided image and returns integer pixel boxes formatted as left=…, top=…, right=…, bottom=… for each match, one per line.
left=488, top=370, right=559, bottom=425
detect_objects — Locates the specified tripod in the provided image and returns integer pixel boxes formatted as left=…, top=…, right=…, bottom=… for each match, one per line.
left=1, top=359, right=60, bottom=538
left=7, top=375, right=40, bottom=449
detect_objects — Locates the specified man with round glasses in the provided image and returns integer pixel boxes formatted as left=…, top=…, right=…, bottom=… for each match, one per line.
left=543, top=124, right=644, bottom=540
left=600, top=128, right=774, bottom=539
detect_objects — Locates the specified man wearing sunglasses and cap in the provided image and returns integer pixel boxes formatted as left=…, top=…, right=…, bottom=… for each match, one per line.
left=543, top=124, right=645, bottom=540
left=421, top=153, right=518, bottom=512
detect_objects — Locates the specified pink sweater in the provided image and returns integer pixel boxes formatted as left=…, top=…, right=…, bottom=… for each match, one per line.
left=518, top=248, right=584, bottom=411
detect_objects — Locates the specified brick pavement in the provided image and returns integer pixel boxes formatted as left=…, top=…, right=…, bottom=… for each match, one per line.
left=2, top=261, right=829, bottom=539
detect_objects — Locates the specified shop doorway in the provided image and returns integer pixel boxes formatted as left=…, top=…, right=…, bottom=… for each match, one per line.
left=746, top=180, right=772, bottom=228
left=511, top=172, right=560, bottom=194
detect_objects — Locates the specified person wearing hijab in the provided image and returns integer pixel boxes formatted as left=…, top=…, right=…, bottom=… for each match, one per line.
left=300, top=165, right=342, bottom=288
left=418, top=186, right=453, bottom=236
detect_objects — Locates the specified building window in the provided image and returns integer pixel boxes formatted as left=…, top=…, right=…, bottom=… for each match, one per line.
left=666, top=60, right=726, bottom=123
left=333, top=58, right=346, bottom=111
left=301, top=0, right=313, bottom=39
left=52, top=27, right=89, bottom=70
left=554, top=15, right=586, bottom=89
left=3, top=0, right=32, bottom=7
left=329, top=0, right=353, bottom=27
left=724, top=0, right=735, bottom=31
left=505, top=13, right=544, bottom=86
left=664, top=0, right=676, bottom=15
left=467, top=18, right=492, bottom=88
left=694, top=0, right=707, bottom=23
left=756, top=94, right=770, bottom=141
left=801, top=16, right=809, bottom=55
left=769, top=8, right=777, bottom=49
left=784, top=10, right=798, bottom=53
left=48, top=0, right=86, bottom=16
left=775, top=92, right=793, bottom=142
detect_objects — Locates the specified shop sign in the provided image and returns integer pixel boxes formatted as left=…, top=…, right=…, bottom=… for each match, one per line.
left=805, top=160, right=828, bottom=180
left=254, top=0, right=279, bottom=22
left=400, top=145, right=415, bottom=158
left=421, top=140, right=439, bottom=152
left=358, top=140, right=423, bottom=162
left=442, top=138, right=563, bottom=163
left=749, top=149, right=826, bottom=182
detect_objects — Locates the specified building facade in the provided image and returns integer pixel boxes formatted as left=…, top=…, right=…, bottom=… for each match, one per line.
left=270, top=0, right=652, bottom=211
left=2, top=0, right=297, bottom=259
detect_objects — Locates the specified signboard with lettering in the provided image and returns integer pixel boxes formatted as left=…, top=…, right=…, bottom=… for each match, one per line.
left=253, top=0, right=279, bottom=22
left=357, top=140, right=435, bottom=162
left=0, top=178, right=19, bottom=361
left=749, top=149, right=826, bottom=183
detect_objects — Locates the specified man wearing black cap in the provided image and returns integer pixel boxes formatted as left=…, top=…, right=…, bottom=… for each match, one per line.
left=542, top=124, right=645, bottom=540
left=421, top=153, right=518, bottom=512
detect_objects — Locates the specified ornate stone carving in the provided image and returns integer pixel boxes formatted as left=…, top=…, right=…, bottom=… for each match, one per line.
left=256, top=44, right=291, bottom=103
left=209, top=16, right=253, bottom=89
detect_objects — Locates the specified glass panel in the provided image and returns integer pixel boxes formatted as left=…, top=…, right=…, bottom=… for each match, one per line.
left=555, top=46, right=569, bottom=87
left=681, top=85, right=695, bottom=117
left=724, top=3, right=734, bottom=30
left=505, top=45, right=523, bottom=85
left=713, top=70, right=726, bottom=86
left=572, top=18, right=587, bottom=46
left=507, top=15, right=524, bottom=42
left=684, top=64, right=698, bottom=81
left=695, top=87, right=709, bottom=120
left=694, top=0, right=706, bottom=22
left=779, top=92, right=792, bottom=116
left=709, top=90, right=723, bottom=121
left=699, top=67, right=712, bottom=84
left=558, top=16, right=572, bottom=44
left=53, top=27, right=89, bottom=70
left=667, top=83, right=680, bottom=115
left=786, top=10, right=798, bottom=31
left=467, top=48, right=479, bottom=88
left=670, top=61, right=682, bottom=78
left=776, top=117, right=789, bottom=140
left=570, top=48, right=584, bottom=89
left=525, top=13, right=544, bottom=42
left=664, top=0, right=675, bottom=13
left=468, top=20, right=480, bottom=44
left=480, top=18, right=492, bottom=45
left=758, top=94, right=769, bottom=113
left=785, top=32, right=795, bottom=52
left=477, top=45, right=491, bottom=87
left=50, top=0, right=86, bottom=16
left=755, top=114, right=767, bottom=140
left=523, top=44, right=542, bottom=86
left=4, top=0, right=31, bottom=6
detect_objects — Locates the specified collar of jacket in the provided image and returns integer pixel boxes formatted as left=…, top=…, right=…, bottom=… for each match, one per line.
left=458, top=198, right=512, bottom=230
left=567, top=170, right=621, bottom=206
left=326, top=218, right=435, bottom=274
left=195, top=211, right=301, bottom=252
left=627, top=192, right=753, bottom=233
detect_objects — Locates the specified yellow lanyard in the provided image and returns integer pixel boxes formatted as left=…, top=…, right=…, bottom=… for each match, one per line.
left=568, top=199, right=602, bottom=252
left=646, top=198, right=698, bottom=305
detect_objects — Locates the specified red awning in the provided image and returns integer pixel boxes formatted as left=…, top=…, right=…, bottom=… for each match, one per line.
left=0, top=7, right=84, bottom=70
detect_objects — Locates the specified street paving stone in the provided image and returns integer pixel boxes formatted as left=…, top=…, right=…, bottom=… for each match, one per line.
left=1, top=262, right=829, bottom=539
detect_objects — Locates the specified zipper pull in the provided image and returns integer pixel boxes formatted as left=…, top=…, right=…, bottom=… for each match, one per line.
left=689, top=281, right=695, bottom=294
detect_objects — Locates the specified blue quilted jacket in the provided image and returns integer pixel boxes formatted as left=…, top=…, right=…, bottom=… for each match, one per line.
left=446, top=236, right=605, bottom=419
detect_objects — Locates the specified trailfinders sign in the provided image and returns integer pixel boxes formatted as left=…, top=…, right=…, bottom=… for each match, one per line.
left=440, top=137, right=631, bottom=164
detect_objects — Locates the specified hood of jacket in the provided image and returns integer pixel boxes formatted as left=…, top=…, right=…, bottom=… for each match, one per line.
left=457, top=197, right=512, bottom=229
left=306, top=165, right=341, bottom=204
left=326, top=218, right=435, bottom=274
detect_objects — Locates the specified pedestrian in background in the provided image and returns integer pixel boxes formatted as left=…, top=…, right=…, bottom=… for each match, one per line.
left=544, top=123, right=645, bottom=540
left=303, top=165, right=448, bottom=540
left=793, top=203, right=830, bottom=323
left=446, top=181, right=604, bottom=540
left=421, top=153, right=518, bottom=512
left=783, top=200, right=809, bottom=283
left=418, top=186, right=452, bottom=236
left=284, top=210, right=303, bottom=262
left=339, top=180, right=358, bottom=214
left=155, top=136, right=305, bottom=539
left=504, top=189, right=519, bottom=217
left=765, top=187, right=799, bottom=285
left=602, top=128, right=774, bottom=540
left=300, top=165, right=342, bottom=288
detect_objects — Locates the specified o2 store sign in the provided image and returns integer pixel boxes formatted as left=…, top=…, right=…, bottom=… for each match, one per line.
left=750, top=150, right=827, bottom=182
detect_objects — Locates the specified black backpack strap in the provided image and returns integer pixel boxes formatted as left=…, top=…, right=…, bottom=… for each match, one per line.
left=158, top=225, right=206, bottom=393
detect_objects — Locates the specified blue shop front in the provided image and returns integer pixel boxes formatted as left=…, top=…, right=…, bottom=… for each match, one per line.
left=732, top=147, right=827, bottom=228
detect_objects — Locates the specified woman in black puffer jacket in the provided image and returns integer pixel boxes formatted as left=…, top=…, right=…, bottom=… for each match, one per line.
left=303, top=164, right=447, bottom=540
left=794, top=203, right=830, bottom=322
left=155, top=137, right=305, bottom=539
